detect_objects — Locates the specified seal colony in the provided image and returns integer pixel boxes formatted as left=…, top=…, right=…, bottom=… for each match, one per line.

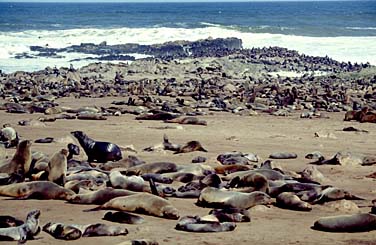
left=0, top=37, right=375, bottom=244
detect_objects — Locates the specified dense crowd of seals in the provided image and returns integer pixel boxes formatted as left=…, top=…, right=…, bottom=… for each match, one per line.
left=0, top=37, right=375, bottom=243
left=0, top=125, right=374, bottom=242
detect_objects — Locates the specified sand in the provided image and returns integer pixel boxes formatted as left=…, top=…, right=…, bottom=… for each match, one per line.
left=0, top=96, right=375, bottom=245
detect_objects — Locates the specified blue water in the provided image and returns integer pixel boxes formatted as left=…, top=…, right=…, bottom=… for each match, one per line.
left=0, top=1, right=376, bottom=72
left=1, top=1, right=375, bottom=36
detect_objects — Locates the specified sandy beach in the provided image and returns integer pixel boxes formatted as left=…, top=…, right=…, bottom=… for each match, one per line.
left=0, top=94, right=375, bottom=244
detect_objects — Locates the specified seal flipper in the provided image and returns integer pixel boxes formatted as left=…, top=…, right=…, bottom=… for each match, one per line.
left=149, top=179, right=160, bottom=197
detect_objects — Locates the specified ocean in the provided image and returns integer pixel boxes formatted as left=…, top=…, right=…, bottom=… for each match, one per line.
left=0, top=1, right=375, bottom=73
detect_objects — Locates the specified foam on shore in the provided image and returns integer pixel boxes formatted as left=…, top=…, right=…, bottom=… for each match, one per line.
left=0, top=26, right=375, bottom=73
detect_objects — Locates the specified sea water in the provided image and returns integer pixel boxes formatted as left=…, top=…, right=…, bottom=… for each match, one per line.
left=0, top=1, right=375, bottom=73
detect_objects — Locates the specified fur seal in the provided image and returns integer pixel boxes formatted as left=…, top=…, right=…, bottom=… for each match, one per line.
left=0, top=140, right=32, bottom=183
left=165, top=117, right=207, bottom=126
left=175, top=216, right=236, bottom=232
left=86, top=193, right=180, bottom=220
left=47, top=148, right=68, bottom=185
left=312, top=213, right=376, bottom=232
left=197, top=187, right=271, bottom=209
left=141, top=173, right=173, bottom=184
left=0, top=210, right=40, bottom=243
left=0, top=125, right=19, bottom=148
left=67, top=143, right=80, bottom=160
left=208, top=208, right=251, bottom=222
left=214, top=165, right=252, bottom=175
left=125, top=162, right=177, bottom=176
left=67, top=187, right=136, bottom=205
left=162, top=135, right=207, bottom=154
left=269, top=152, right=297, bottom=159
left=0, top=181, right=74, bottom=200
left=110, top=171, right=146, bottom=192
left=0, top=215, right=23, bottom=228
left=43, top=222, right=128, bottom=240
left=103, top=211, right=145, bottom=224
left=228, top=173, right=269, bottom=193
left=71, top=131, right=122, bottom=163
left=276, top=192, right=312, bottom=211
left=312, top=187, right=364, bottom=204
left=99, top=155, right=145, bottom=171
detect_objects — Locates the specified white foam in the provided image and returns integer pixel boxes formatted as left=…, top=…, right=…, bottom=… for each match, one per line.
left=0, top=26, right=375, bottom=73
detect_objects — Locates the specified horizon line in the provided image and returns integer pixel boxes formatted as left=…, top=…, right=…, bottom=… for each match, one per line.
left=0, top=0, right=371, bottom=2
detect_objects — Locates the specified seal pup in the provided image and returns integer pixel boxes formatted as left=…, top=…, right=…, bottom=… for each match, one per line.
left=47, top=149, right=68, bottom=186
left=175, top=216, right=236, bottom=232
left=67, top=143, right=80, bottom=160
left=0, top=210, right=40, bottom=243
left=162, top=135, right=207, bottom=154
left=85, top=193, right=180, bottom=220
left=276, top=192, right=312, bottom=211
left=0, top=215, right=23, bottom=228
left=71, top=131, right=122, bottom=163
left=174, top=140, right=207, bottom=154
left=208, top=208, right=251, bottom=222
left=197, top=187, right=271, bottom=209
left=312, top=213, right=376, bottom=232
left=103, top=211, right=145, bottom=224
left=67, top=187, right=136, bottom=205
left=228, top=173, right=269, bottom=193
left=0, top=181, right=74, bottom=200
left=43, top=222, right=128, bottom=240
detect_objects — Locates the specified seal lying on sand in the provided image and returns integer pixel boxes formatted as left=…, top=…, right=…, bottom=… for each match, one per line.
left=86, top=193, right=180, bottom=220
left=0, top=181, right=74, bottom=200
left=175, top=216, right=236, bottom=232
left=43, top=222, right=128, bottom=240
left=197, top=187, right=271, bottom=209
left=312, top=213, right=376, bottom=232
left=67, top=187, right=136, bottom=205
left=0, top=210, right=40, bottom=243
left=71, top=131, right=122, bottom=163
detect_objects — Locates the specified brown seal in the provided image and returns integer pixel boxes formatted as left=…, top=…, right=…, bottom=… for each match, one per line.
left=125, top=162, right=177, bottom=176
left=312, top=213, right=376, bottom=232
left=0, top=140, right=32, bottom=183
left=47, top=149, right=68, bottom=186
left=0, top=181, right=74, bottom=200
left=103, top=211, right=145, bottom=224
left=197, top=187, right=271, bottom=209
left=276, top=192, right=312, bottom=211
left=43, top=222, right=128, bottom=240
left=165, top=116, right=207, bottom=126
left=214, top=165, right=252, bottom=175
left=175, top=215, right=236, bottom=232
left=67, top=187, right=136, bottom=205
left=86, top=193, right=180, bottom=220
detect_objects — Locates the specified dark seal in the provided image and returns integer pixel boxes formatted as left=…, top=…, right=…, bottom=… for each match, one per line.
left=71, top=131, right=122, bottom=163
